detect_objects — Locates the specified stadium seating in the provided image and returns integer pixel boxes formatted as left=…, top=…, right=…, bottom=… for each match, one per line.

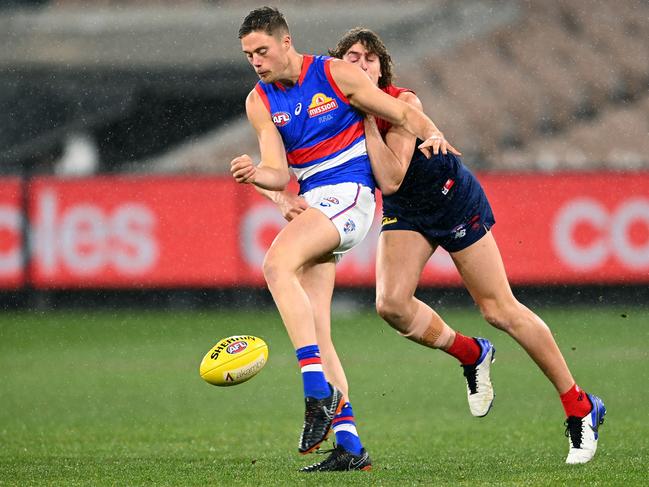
left=419, top=0, right=649, bottom=171
left=1, top=0, right=647, bottom=174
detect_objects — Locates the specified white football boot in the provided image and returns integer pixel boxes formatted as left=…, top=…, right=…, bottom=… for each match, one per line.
left=565, top=394, right=606, bottom=464
left=461, top=337, right=496, bottom=417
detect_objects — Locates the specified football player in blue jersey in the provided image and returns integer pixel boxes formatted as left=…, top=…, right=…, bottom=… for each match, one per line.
left=264, top=25, right=606, bottom=466
left=231, top=7, right=459, bottom=472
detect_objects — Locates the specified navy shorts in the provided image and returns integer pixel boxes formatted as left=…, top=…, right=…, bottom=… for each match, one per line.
left=381, top=153, right=495, bottom=253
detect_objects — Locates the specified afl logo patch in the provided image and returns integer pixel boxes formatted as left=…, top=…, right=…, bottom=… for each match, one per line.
left=226, top=341, right=248, bottom=354
left=272, top=112, right=291, bottom=127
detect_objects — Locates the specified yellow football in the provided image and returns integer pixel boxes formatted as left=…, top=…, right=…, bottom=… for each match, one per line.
left=199, top=335, right=269, bottom=386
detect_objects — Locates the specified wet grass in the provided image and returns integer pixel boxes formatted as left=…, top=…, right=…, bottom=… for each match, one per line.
left=0, top=306, right=647, bottom=485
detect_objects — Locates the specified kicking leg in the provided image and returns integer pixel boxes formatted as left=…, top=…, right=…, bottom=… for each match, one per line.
left=300, top=258, right=365, bottom=457
left=299, top=257, right=348, bottom=399
left=263, top=208, right=344, bottom=454
left=263, top=208, right=340, bottom=348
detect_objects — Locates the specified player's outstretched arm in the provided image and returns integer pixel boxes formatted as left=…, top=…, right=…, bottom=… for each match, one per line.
left=329, top=60, right=460, bottom=157
left=230, top=90, right=291, bottom=191
left=363, top=91, right=423, bottom=195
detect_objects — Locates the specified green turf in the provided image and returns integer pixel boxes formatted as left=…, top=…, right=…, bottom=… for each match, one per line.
left=1, top=305, right=647, bottom=485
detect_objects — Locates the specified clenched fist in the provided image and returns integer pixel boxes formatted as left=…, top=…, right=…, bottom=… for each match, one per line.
left=231, top=154, right=257, bottom=184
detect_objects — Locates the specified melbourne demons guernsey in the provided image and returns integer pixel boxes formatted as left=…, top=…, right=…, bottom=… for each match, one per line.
left=378, top=84, right=468, bottom=215
left=255, top=55, right=374, bottom=194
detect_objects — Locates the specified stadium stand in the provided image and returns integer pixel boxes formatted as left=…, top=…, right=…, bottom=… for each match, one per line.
left=154, top=0, right=649, bottom=173
left=1, top=0, right=647, bottom=174
left=418, top=0, right=649, bottom=171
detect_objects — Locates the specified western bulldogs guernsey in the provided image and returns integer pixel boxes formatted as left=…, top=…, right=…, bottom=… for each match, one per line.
left=255, top=55, right=375, bottom=194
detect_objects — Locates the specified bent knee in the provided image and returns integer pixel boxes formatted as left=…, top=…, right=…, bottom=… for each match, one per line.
left=479, top=297, right=546, bottom=336
left=375, top=294, right=409, bottom=331
left=478, top=299, right=520, bottom=332
left=262, top=250, right=290, bottom=286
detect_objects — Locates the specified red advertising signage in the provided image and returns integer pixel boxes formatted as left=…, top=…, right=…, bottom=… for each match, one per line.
left=0, top=172, right=647, bottom=290
left=26, top=176, right=244, bottom=288
left=240, top=172, right=649, bottom=286
left=479, top=172, right=649, bottom=285
left=0, top=178, right=24, bottom=289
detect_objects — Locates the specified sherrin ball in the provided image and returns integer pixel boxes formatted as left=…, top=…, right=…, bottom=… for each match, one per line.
left=199, top=335, right=269, bottom=386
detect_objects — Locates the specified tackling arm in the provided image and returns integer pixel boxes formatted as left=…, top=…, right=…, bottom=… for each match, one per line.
left=329, top=60, right=460, bottom=157
left=363, top=91, right=422, bottom=195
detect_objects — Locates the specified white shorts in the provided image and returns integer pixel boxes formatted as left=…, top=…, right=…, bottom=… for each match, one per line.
left=303, top=182, right=376, bottom=255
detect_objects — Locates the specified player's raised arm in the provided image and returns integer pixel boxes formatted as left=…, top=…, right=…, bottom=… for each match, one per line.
left=329, top=60, right=460, bottom=157
left=230, top=89, right=291, bottom=191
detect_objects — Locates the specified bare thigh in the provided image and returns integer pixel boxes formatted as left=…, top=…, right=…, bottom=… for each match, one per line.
left=376, top=230, right=436, bottom=305
left=263, top=207, right=340, bottom=348
left=266, top=207, right=341, bottom=273
left=450, top=231, right=515, bottom=306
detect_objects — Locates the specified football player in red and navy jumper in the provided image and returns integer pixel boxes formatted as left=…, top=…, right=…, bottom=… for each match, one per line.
left=333, top=28, right=605, bottom=465
left=232, top=8, right=459, bottom=472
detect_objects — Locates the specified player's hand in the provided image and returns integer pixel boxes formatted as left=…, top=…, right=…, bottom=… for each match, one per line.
left=418, top=132, right=461, bottom=158
left=276, top=192, right=309, bottom=221
left=230, top=154, right=257, bottom=184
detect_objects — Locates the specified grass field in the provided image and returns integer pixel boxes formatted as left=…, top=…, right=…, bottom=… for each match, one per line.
left=1, top=305, right=648, bottom=485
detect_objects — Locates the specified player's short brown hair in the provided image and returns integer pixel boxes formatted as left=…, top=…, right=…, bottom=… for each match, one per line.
left=238, top=6, right=289, bottom=39
left=328, top=27, right=393, bottom=88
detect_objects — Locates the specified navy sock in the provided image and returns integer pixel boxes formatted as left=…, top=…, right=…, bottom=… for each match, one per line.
left=333, top=402, right=363, bottom=455
left=296, top=345, right=329, bottom=399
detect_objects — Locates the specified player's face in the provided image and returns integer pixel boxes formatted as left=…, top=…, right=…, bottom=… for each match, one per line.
left=342, top=42, right=381, bottom=86
left=241, top=31, right=291, bottom=83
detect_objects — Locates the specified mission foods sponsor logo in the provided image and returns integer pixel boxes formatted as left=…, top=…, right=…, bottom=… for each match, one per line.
left=308, top=93, right=338, bottom=117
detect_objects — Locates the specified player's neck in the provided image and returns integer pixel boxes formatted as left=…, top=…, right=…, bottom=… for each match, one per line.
left=275, top=51, right=304, bottom=88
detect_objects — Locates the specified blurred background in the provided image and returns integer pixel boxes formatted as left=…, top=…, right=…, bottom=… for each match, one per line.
left=2, top=5, right=647, bottom=484
left=1, top=0, right=648, bottom=309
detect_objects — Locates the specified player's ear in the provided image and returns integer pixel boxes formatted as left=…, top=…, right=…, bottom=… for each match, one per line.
left=281, top=33, right=292, bottom=50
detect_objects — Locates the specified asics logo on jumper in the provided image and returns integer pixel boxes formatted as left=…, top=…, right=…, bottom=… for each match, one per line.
left=295, top=103, right=302, bottom=115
